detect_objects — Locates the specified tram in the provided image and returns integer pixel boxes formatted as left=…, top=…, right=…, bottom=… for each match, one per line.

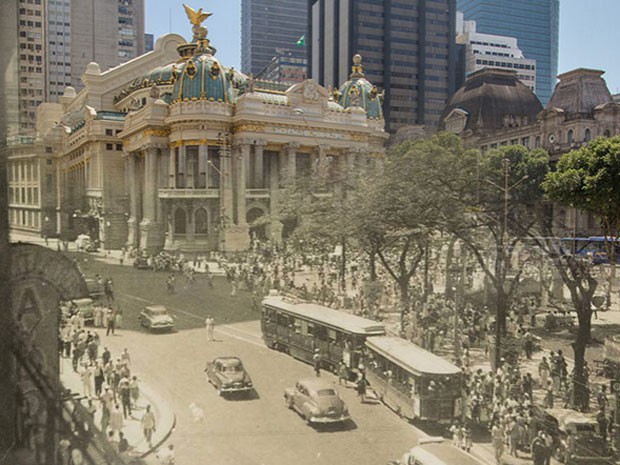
left=261, top=294, right=386, bottom=376
left=364, top=336, right=462, bottom=422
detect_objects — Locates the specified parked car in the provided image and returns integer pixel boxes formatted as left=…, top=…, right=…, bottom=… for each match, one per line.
left=396, top=437, right=483, bottom=465
left=530, top=406, right=612, bottom=465
left=138, top=305, right=175, bottom=332
left=204, top=356, right=253, bottom=396
left=133, top=256, right=152, bottom=270
left=84, top=277, right=104, bottom=301
left=284, top=378, right=350, bottom=425
left=60, top=298, right=96, bottom=323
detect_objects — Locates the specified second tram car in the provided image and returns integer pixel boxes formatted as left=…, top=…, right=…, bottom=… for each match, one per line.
left=261, top=295, right=386, bottom=376
left=364, top=336, right=462, bottom=422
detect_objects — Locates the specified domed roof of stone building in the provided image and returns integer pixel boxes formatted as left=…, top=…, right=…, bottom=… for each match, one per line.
left=546, top=68, right=613, bottom=115
left=440, top=68, right=543, bottom=134
left=336, top=55, right=383, bottom=120
left=171, top=50, right=233, bottom=103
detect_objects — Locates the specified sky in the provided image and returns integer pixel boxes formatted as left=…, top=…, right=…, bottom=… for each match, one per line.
left=145, top=0, right=620, bottom=94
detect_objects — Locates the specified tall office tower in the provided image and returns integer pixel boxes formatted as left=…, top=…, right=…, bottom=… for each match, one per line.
left=16, top=0, right=46, bottom=136
left=145, top=33, right=154, bottom=52
left=456, top=13, right=537, bottom=92
left=13, top=0, right=145, bottom=136
left=70, top=0, right=145, bottom=91
left=4, top=1, right=21, bottom=140
left=241, top=0, right=307, bottom=76
left=456, top=0, right=559, bottom=105
left=309, top=0, right=457, bottom=132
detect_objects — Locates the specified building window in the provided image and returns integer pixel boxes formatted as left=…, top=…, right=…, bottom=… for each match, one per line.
left=174, top=209, right=187, bottom=234
left=106, top=143, right=113, bottom=150
left=105, top=129, right=113, bottom=136
left=535, top=136, right=541, bottom=148
left=567, top=130, right=574, bottom=144
left=584, top=128, right=591, bottom=142
left=194, top=208, right=208, bottom=234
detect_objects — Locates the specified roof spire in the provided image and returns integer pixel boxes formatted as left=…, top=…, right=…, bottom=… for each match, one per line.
left=350, top=54, right=364, bottom=79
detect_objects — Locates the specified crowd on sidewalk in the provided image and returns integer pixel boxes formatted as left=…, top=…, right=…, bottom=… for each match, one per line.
left=58, top=299, right=169, bottom=464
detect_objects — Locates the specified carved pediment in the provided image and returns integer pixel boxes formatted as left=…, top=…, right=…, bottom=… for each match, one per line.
left=286, top=79, right=330, bottom=107
left=443, top=108, right=469, bottom=134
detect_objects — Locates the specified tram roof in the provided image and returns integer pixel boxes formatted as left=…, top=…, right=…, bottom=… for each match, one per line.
left=365, top=336, right=461, bottom=376
left=262, top=296, right=386, bottom=335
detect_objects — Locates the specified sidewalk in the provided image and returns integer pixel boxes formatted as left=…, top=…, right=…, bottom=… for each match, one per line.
left=60, top=341, right=176, bottom=461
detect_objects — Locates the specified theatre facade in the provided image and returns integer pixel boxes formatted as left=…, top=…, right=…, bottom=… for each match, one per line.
left=8, top=13, right=387, bottom=253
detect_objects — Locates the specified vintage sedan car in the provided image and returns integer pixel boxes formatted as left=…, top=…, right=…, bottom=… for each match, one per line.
left=139, top=305, right=175, bottom=332
left=284, top=378, right=350, bottom=425
left=205, top=356, right=253, bottom=396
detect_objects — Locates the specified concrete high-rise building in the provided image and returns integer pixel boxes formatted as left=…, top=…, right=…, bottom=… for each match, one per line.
left=255, top=47, right=308, bottom=84
left=145, top=33, right=154, bottom=52
left=241, top=0, right=307, bottom=76
left=13, top=0, right=145, bottom=136
left=69, top=0, right=145, bottom=92
left=456, top=13, right=537, bottom=92
left=456, top=0, right=559, bottom=105
left=309, top=0, right=457, bottom=132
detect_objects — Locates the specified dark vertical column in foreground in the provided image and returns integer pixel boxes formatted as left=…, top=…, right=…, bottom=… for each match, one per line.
left=0, top=2, right=16, bottom=455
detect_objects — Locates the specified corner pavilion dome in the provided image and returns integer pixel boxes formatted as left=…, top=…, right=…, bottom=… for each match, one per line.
left=337, top=54, right=383, bottom=120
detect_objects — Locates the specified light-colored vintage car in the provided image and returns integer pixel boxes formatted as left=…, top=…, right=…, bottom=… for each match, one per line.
left=284, top=378, right=350, bottom=425
left=205, top=356, right=253, bottom=396
left=138, top=305, right=175, bottom=332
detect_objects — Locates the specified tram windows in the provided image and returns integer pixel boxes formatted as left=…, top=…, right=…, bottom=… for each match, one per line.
left=328, top=329, right=337, bottom=344
left=314, top=326, right=327, bottom=341
left=293, top=318, right=302, bottom=334
left=277, top=313, right=293, bottom=328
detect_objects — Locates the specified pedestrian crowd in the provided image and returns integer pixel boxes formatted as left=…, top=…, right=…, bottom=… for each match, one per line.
left=57, top=306, right=158, bottom=463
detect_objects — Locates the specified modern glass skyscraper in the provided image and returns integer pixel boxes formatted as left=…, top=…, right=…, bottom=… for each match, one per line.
left=456, top=0, right=559, bottom=105
left=309, top=0, right=457, bottom=132
left=241, top=0, right=307, bottom=76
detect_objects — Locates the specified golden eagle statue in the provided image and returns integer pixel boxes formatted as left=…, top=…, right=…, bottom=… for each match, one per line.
left=182, top=4, right=213, bottom=39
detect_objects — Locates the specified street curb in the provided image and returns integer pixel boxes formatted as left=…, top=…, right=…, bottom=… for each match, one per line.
left=133, top=382, right=177, bottom=459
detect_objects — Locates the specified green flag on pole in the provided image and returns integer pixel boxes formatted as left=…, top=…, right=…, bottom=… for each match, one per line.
left=296, top=35, right=305, bottom=46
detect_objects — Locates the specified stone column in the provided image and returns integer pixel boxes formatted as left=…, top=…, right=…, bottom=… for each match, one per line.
left=285, top=142, right=299, bottom=181
left=268, top=151, right=283, bottom=243
left=168, top=145, right=176, bottom=188
left=126, top=152, right=138, bottom=247
left=142, top=145, right=157, bottom=222
left=178, top=145, right=186, bottom=188
left=254, top=140, right=266, bottom=188
left=139, top=144, right=165, bottom=252
left=198, top=145, right=208, bottom=188
left=237, top=142, right=250, bottom=225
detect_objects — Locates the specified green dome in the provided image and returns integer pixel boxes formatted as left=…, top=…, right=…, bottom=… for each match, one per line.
left=171, top=52, right=233, bottom=103
left=337, top=55, right=383, bottom=120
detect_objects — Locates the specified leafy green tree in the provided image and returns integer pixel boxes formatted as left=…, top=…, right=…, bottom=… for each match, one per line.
left=448, top=143, right=550, bottom=366
left=541, top=135, right=620, bottom=408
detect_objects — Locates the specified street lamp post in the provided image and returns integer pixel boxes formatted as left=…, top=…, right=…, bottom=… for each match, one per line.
left=485, top=158, right=529, bottom=369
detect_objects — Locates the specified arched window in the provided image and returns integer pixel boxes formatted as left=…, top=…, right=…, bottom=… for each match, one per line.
left=585, top=128, right=591, bottom=142
left=535, top=136, right=541, bottom=148
left=604, top=129, right=611, bottom=138
left=174, top=208, right=186, bottom=234
left=195, top=208, right=208, bottom=235
left=567, top=129, right=574, bottom=144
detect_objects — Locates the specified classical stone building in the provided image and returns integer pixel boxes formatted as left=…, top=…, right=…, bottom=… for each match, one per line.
left=441, top=66, right=620, bottom=235
left=8, top=11, right=387, bottom=253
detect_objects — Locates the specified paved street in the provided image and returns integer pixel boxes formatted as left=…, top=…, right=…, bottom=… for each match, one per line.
left=76, top=253, right=425, bottom=465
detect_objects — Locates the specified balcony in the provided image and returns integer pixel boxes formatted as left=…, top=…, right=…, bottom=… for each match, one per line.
left=246, top=189, right=270, bottom=198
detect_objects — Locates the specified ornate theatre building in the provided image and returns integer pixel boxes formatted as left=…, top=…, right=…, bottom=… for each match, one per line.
left=8, top=7, right=387, bottom=253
